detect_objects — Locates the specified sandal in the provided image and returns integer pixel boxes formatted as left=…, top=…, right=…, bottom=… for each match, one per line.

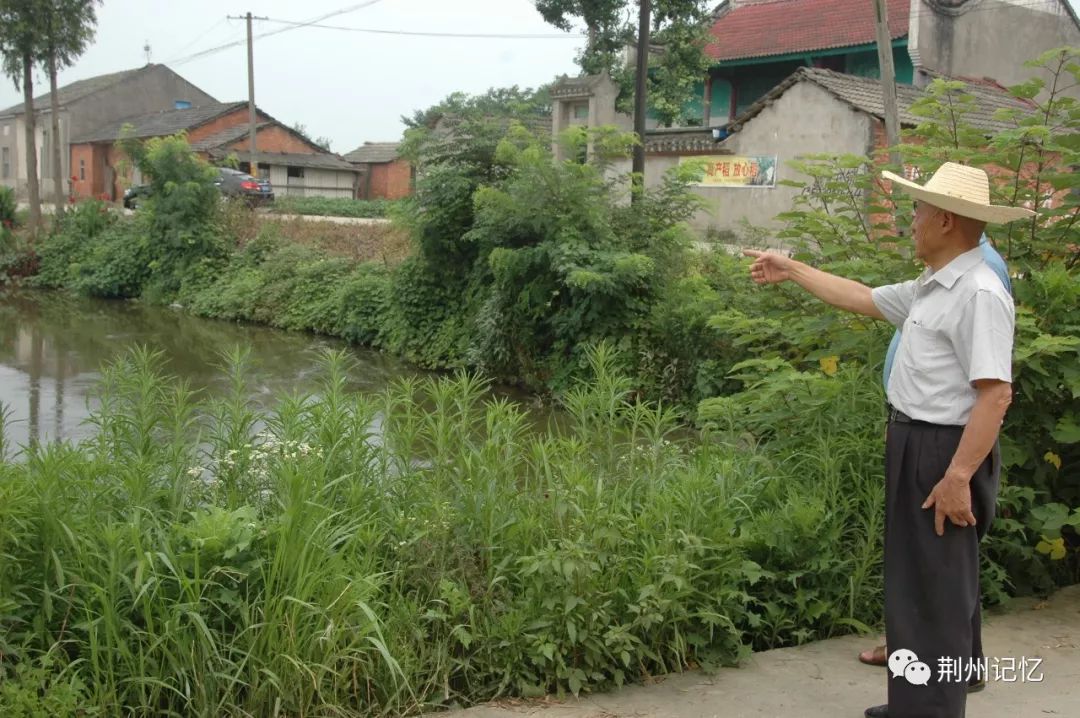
left=858, top=644, right=888, bottom=667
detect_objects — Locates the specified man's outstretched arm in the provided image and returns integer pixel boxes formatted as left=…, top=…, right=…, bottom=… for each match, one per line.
left=744, top=249, right=885, bottom=320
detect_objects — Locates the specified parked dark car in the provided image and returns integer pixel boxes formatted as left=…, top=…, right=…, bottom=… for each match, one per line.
left=215, top=167, right=274, bottom=204
left=122, top=184, right=152, bottom=209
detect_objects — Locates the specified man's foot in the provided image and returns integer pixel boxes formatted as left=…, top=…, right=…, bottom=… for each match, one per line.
left=858, top=644, right=888, bottom=667
left=968, top=677, right=987, bottom=693
left=864, top=705, right=888, bottom=718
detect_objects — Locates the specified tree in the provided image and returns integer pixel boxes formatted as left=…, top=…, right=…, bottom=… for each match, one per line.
left=291, top=122, right=332, bottom=152
left=0, top=0, right=47, bottom=235
left=534, top=0, right=712, bottom=127
left=39, top=1, right=100, bottom=217
left=400, top=85, right=551, bottom=131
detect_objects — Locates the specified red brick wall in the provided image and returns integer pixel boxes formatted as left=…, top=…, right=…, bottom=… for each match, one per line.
left=105, top=145, right=129, bottom=202
left=69, top=144, right=99, bottom=199
left=364, top=159, right=412, bottom=200
left=220, top=124, right=320, bottom=155
left=68, top=143, right=128, bottom=201
left=185, top=108, right=271, bottom=145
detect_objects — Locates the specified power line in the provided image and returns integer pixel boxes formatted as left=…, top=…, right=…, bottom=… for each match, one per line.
left=259, top=17, right=587, bottom=39
left=253, top=0, right=389, bottom=42
left=169, top=0, right=390, bottom=67
left=163, top=17, right=231, bottom=63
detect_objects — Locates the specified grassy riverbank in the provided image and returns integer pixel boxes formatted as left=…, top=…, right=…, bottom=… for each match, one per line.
left=1, top=345, right=889, bottom=716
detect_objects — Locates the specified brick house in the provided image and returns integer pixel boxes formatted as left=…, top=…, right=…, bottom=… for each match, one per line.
left=71, top=102, right=358, bottom=200
left=0, top=64, right=215, bottom=200
left=343, top=142, right=412, bottom=200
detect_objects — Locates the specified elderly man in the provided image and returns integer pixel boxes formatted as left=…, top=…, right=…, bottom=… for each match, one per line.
left=858, top=233, right=1012, bottom=689
left=744, top=162, right=1033, bottom=718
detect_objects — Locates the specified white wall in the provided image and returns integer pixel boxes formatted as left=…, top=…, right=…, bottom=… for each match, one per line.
left=910, top=0, right=1080, bottom=96
left=272, top=165, right=357, bottom=199
left=611, top=82, right=874, bottom=236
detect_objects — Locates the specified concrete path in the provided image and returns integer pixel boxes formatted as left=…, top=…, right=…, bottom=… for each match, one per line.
left=434, top=585, right=1080, bottom=718
left=262, top=212, right=391, bottom=226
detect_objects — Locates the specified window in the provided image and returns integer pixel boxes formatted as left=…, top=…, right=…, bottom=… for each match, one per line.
left=2, top=124, right=8, bottom=136
left=572, top=103, right=589, bottom=120
left=257, top=162, right=270, bottom=180
left=2, top=147, right=8, bottom=179
left=79, top=158, right=85, bottom=181
left=287, top=166, right=304, bottom=179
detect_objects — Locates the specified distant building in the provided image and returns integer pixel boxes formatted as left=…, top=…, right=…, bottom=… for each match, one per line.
left=344, top=142, right=412, bottom=200
left=0, top=64, right=215, bottom=200
left=694, top=0, right=1080, bottom=127
left=71, top=102, right=358, bottom=200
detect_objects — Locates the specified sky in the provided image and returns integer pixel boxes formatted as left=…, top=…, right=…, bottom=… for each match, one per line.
left=0, top=0, right=586, bottom=154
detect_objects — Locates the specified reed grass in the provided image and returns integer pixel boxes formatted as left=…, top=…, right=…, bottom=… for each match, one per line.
left=0, top=344, right=886, bottom=716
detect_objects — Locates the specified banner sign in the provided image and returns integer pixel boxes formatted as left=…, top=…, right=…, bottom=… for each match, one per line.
left=683, top=155, right=777, bottom=188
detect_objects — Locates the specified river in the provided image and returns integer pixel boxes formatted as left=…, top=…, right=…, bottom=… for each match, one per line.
left=0, top=290, right=532, bottom=448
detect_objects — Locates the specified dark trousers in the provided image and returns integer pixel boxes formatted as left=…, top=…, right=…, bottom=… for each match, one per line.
left=884, top=422, right=1000, bottom=718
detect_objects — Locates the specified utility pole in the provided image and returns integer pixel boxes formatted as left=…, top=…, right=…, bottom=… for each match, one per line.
left=873, top=0, right=901, bottom=166
left=632, top=0, right=650, bottom=204
left=228, top=12, right=268, bottom=174
left=245, top=12, right=257, bottom=174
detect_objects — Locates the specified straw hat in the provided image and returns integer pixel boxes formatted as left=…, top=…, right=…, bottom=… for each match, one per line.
left=882, top=162, right=1035, bottom=224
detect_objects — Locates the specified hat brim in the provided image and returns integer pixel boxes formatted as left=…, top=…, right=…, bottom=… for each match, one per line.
left=882, top=170, right=1036, bottom=224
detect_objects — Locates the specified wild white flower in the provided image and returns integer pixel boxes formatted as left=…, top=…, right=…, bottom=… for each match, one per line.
left=186, top=466, right=202, bottom=477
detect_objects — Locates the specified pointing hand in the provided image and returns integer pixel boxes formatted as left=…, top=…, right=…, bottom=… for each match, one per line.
left=744, top=249, right=793, bottom=285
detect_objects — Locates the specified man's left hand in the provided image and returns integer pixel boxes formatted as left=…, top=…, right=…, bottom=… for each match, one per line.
left=922, top=472, right=976, bottom=536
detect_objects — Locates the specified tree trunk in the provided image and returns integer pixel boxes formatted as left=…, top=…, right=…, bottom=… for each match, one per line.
left=22, top=51, right=41, bottom=236
left=49, top=49, right=64, bottom=216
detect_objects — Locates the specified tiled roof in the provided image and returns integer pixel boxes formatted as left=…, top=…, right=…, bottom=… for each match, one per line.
left=190, top=122, right=272, bottom=152
left=729, top=67, right=1034, bottom=134
left=209, top=149, right=358, bottom=172
left=551, top=74, right=612, bottom=99
left=0, top=65, right=152, bottom=117
left=73, top=102, right=247, bottom=143
left=706, top=0, right=908, bottom=62
left=344, top=142, right=400, bottom=164
left=644, top=127, right=732, bottom=154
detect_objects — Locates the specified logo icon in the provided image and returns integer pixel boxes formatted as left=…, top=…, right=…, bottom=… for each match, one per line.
left=889, top=649, right=932, bottom=686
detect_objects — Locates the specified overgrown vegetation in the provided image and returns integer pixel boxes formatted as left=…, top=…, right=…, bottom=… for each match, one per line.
left=271, top=196, right=400, bottom=219
left=0, top=345, right=886, bottom=716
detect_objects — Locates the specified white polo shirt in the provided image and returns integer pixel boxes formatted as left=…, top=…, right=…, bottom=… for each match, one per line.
left=871, top=246, right=1014, bottom=426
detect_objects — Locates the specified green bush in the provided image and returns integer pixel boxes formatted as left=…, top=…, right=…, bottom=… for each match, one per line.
left=32, top=202, right=151, bottom=299
left=272, top=196, right=398, bottom=218
left=120, top=133, right=226, bottom=297
left=330, top=262, right=392, bottom=346
left=0, top=185, right=16, bottom=238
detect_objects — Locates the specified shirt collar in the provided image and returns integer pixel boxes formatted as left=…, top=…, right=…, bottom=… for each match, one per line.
left=919, top=245, right=984, bottom=290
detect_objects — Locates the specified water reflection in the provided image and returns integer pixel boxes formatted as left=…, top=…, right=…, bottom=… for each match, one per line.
left=0, top=290, right=530, bottom=447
